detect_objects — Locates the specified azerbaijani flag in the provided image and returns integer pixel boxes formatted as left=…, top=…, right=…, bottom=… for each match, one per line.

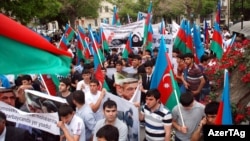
left=173, top=19, right=191, bottom=54
left=58, top=34, right=69, bottom=51
left=193, top=24, right=205, bottom=63
left=0, top=14, right=72, bottom=75
left=224, top=34, right=236, bottom=56
left=216, top=0, right=221, bottom=24
left=78, top=25, right=91, bottom=61
left=122, top=33, right=133, bottom=59
left=89, top=27, right=110, bottom=91
left=214, top=69, right=233, bottom=125
left=210, top=1, right=223, bottom=60
left=145, top=23, right=153, bottom=51
left=65, top=24, right=75, bottom=42
left=186, top=21, right=193, bottom=53
left=112, top=6, right=120, bottom=26
left=160, top=18, right=166, bottom=35
left=143, top=1, right=152, bottom=45
left=210, top=22, right=223, bottom=60
left=100, top=27, right=110, bottom=52
left=150, top=36, right=180, bottom=111
left=204, top=20, right=210, bottom=45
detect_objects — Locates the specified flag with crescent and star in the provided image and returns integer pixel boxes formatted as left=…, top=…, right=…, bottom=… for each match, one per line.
left=150, top=36, right=180, bottom=111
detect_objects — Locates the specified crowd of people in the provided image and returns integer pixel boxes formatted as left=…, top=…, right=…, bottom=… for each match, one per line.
left=0, top=24, right=249, bottom=141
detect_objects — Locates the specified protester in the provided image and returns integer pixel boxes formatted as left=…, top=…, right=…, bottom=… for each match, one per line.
left=57, top=104, right=85, bottom=141
left=139, top=89, right=172, bottom=141
left=182, top=53, right=206, bottom=101
left=0, top=88, right=16, bottom=107
left=56, top=78, right=76, bottom=110
left=76, top=69, right=91, bottom=93
left=140, top=60, right=153, bottom=105
left=72, top=90, right=96, bottom=141
left=85, top=79, right=106, bottom=121
left=0, top=111, right=35, bottom=141
left=96, top=125, right=119, bottom=141
left=0, top=88, right=17, bottom=127
left=191, top=101, right=219, bottom=141
left=172, top=92, right=205, bottom=141
left=92, top=99, right=128, bottom=141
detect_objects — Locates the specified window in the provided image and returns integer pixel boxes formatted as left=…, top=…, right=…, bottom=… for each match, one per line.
left=99, top=7, right=102, bottom=13
left=106, top=18, right=109, bottom=24
left=105, top=6, right=109, bottom=12
left=95, top=19, right=98, bottom=26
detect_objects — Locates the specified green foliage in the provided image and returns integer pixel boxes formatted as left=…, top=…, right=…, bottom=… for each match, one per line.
left=231, top=0, right=250, bottom=22
left=200, top=0, right=217, bottom=18
left=1, top=0, right=62, bottom=24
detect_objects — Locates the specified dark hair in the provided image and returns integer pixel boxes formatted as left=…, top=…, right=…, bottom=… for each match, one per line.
left=101, top=67, right=107, bottom=71
left=0, top=88, right=14, bottom=94
left=132, top=54, right=142, bottom=60
left=138, top=50, right=143, bottom=55
left=90, top=79, right=99, bottom=86
left=79, top=58, right=85, bottom=63
left=0, top=111, right=6, bottom=121
left=82, top=69, right=91, bottom=74
left=58, top=104, right=74, bottom=117
left=180, top=92, right=194, bottom=107
left=183, top=53, right=194, bottom=59
left=205, top=101, right=219, bottom=115
left=173, top=48, right=180, bottom=54
left=21, top=75, right=32, bottom=81
left=153, top=48, right=158, bottom=52
left=42, top=100, right=58, bottom=113
left=200, top=54, right=210, bottom=63
left=96, top=125, right=119, bottom=141
left=115, top=60, right=123, bottom=66
left=176, top=54, right=185, bottom=60
left=72, top=90, right=85, bottom=104
left=144, top=60, right=154, bottom=68
left=145, top=49, right=151, bottom=54
left=146, top=89, right=160, bottom=100
left=103, top=99, right=117, bottom=110
left=60, top=78, right=71, bottom=87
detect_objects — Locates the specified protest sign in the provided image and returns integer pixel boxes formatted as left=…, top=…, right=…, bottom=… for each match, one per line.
left=101, top=20, right=145, bottom=48
left=0, top=101, right=60, bottom=135
left=102, top=92, right=140, bottom=141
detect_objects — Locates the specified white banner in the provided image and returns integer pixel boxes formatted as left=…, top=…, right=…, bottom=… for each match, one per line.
left=101, top=20, right=145, bottom=47
left=102, top=92, right=140, bottom=141
left=0, top=101, right=60, bottom=135
left=152, top=34, right=173, bottom=60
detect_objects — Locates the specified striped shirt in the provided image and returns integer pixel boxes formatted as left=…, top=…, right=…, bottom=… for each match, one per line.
left=186, top=64, right=203, bottom=91
left=141, top=103, right=172, bottom=141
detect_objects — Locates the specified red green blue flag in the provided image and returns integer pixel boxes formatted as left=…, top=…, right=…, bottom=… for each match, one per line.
left=214, top=69, right=233, bottom=125
left=150, top=36, right=180, bottom=111
left=0, top=14, right=72, bottom=75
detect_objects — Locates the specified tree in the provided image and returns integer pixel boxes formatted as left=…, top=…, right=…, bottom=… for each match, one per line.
left=58, top=0, right=101, bottom=29
left=1, top=0, right=62, bottom=25
left=230, top=0, right=250, bottom=23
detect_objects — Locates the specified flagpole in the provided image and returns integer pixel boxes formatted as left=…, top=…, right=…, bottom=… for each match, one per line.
left=57, top=34, right=64, bottom=48
left=77, top=31, right=86, bottom=57
left=39, top=74, right=51, bottom=95
left=174, top=89, right=185, bottom=126
left=89, top=27, right=104, bottom=68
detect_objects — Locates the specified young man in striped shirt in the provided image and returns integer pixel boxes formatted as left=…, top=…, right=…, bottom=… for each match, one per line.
left=139, top=89, right=172, bottom=141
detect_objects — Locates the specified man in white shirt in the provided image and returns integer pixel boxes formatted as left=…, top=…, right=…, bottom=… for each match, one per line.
left=76, top=69, right=91, bottom=93
left=84, top=79, right=106, bottom=121
left=57, top=104, right=85, bottom=141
